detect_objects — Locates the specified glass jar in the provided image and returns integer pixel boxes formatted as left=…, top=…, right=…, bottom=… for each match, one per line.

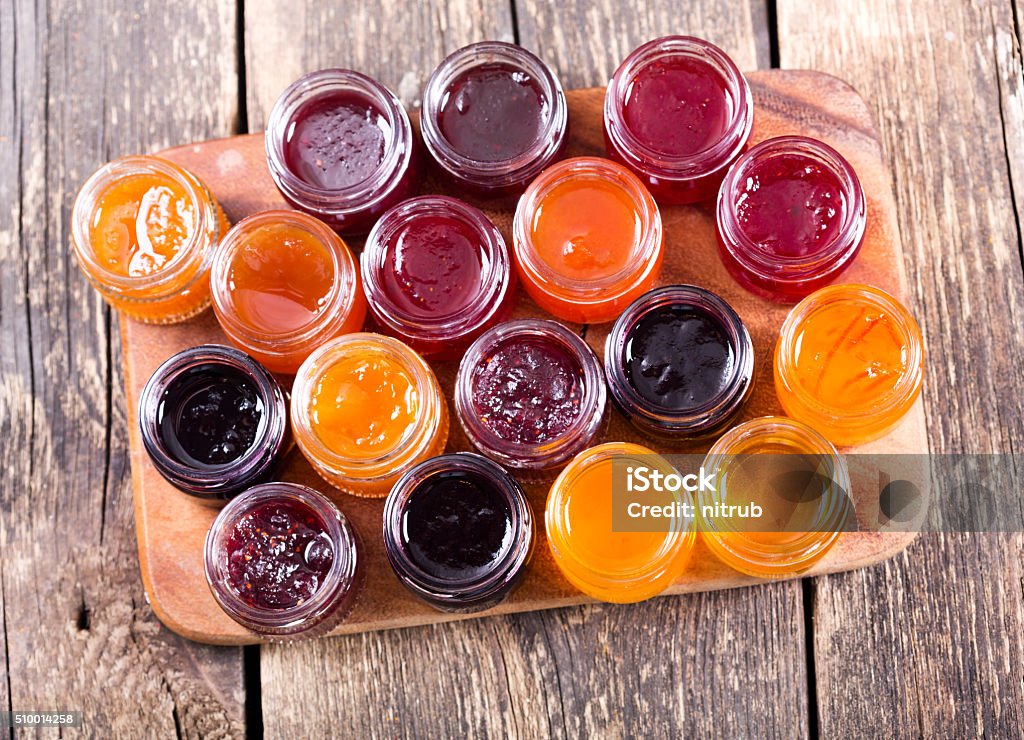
left=265, top=69, right=419, bottom=235
left=361, top=196, right=516, bottom=359
left=210, top=210, right=367, bottom=374
left=383, top=452, right=535, bottom=612
left=698, top=416, right=853, bottom=577
left=70, top=155, right=228, bottom=323
left=512, top=157, right=663, bottom=324
left=774, top=284, right=924, bottom=446
left=420, top=41, right=568, bottom=196
left=717, top=136, right=867, bottom=302
left=604, top=36, right=753, bottom=204
left=455, top=319, right=606, bottom=478
left=138, top=344, right=288, bottom=501
left=605, top=285, right=754, bottom=440
left=290, top=333, right=449, bottom=497
left=546, top=442, right=696, bottom=603
left=204, top=482, right=362, bottom=639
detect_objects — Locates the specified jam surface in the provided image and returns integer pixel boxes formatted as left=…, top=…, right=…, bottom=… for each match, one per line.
left=401, top=470, right=512, bottom=581
left=284, top=90, right=388, bottom=190
left=89, top=173, right=195, bottom=276
left=735, top=153, right=845, bottom=257
left=622, top=56, right=731, bottom=158
left=471, top=337, right=583, bottom=444
left=439, top=62, right=546, bottom=162
left=625, top=305, right=734, bottom=409
left=378, top=213, right=484, bottom=319
left=225, top=499, right=335, bottom=610
left=158, top=364, right=263, bottom=467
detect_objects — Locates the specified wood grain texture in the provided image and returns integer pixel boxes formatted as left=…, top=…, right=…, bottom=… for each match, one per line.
left=0, top=0, right=245, bottom=737
left=778, top=0, right=1024, bottom=735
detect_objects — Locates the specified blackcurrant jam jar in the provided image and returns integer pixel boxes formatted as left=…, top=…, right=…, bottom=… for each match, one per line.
left=383, top=453, right=535, bottom=613
left=605, top=285, right=754, bottom=440
left=204, top=482, right=362, bottom=639
left=454, top=319, right=607, bottom=478
left=604, top=36, right=753, bottom=204
left=265, top=69, right=418, bottom=235
left=421, top=41, right=568, bottom=196
left=138, top=344, right=288, bottom=501
left=361, top=196, right=516, bottom=359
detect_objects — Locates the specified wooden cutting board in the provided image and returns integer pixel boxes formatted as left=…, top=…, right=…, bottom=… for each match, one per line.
left=122, top=70, right=927, bottom=645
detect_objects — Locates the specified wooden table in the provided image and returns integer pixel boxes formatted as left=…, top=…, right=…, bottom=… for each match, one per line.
left=1, top=1, right=1021, bottom=736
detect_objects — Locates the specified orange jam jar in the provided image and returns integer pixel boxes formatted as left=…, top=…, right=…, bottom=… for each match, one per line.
left=774, top=284, right=924, bottom=446
left=512, top=157, right=663, bottom=324
left=290, top=333, right=449, bottom=497
left=545, top=442, right=695, bottom=603
left=210, top=211, right=366, bottom=374
left=71, top=156, right=228, bottom=323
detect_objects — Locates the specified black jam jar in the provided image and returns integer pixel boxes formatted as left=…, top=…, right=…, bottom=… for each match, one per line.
left=420, top=41, right=568, bottom=197
left=382, top=452, right=534, bottom=613
left=139, top=344, right=288, bottom=501
left=265, top=69, right=419, bottom=235
left=604, top=285, right=754, bottom=440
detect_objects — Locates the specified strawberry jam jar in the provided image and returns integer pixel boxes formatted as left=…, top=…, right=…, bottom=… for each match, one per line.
left=717, top=136, right=867, bottom=302
left=265, top=69, right=418, bottom=235
left=604, top=36, right=753, bottom=204
left=204, top=482, right=362, bottom=639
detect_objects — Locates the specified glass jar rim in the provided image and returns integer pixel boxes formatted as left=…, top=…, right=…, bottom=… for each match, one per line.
left=204, top=482, right=359, bottom=631
left=454, top=319, right=607, bottom=469
left=604, top=36, right=753, bottom=179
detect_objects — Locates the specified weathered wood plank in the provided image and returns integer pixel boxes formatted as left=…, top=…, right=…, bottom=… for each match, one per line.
left=778, top=0, right=1024, bottom=735
left=0, top=0, right=245, bottom=736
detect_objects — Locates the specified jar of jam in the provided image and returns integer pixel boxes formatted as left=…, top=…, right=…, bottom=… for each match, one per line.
left=420, top=41, right=568, bottom=196
left=361, top=196, right=516, bottom=359
left=138, top=345, right=288, bottom=501
left=204, top=482, right=362, bottom=639
left=717, top=136, right=867, bottom=302
left=71, top=155, right=229, bottom=323
left=383, top=452, right=535, bottom=613
left=265, top=69, right=419, bottom=235
left=211, top=210, right=367, bottom=374
left=455, top=319, right=606, bottom=478
left=604, top=36, right=753, bottom=204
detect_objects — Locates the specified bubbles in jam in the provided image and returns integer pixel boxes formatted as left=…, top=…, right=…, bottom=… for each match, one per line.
left=224, top=499, right=335, bottom=610
left=471, top=337, right=584, bottom=445
left=158, top=364, right=264, bottom=467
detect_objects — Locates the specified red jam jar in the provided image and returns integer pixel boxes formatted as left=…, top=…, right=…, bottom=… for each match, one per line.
left=210, top=210, right=367, bottom=374
left=204, top=482, right=362, bottom=639
left=361, top=196, right=516, bottom=358
left=717, top=136, right=867, bottom=302
left=455, top=319, right=607, bottom=479
left=265, top=69, right=418, bottom=235
left=604, top=36, right=753, bottom=204
left=420, top=41, right=568, bottom=196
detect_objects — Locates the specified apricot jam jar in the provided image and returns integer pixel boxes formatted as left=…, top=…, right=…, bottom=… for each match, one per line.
left=383, top=452, right=534, bottom=613
left=421, top=41, right=568, bottom=196
left=361, top=196, right=515, bottom=359
left=604, top=36, right=753, bottom=205
left=265, top=69, right=418, bottom=235
left=455, top=319, right=606, bottom=478
left=717, top=136, right=867, bottom=301
left=605, top=285, right=754, bottom=440
left=774, top=284, right=924, bottom=446
left=139, top=345, right=288, bottom=501
left=204, top=482, right=362, bottom=639
left=512, top=157, right=663, bottom=324
left=211, top=210, right=366, bottom=375
left=71, top=155, right=228, bottom=323
left=546, top=443, right=695, bottom=603
left=291, top=333, right=449, bottom=497
left=698, top=416, right=852, bottom=578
